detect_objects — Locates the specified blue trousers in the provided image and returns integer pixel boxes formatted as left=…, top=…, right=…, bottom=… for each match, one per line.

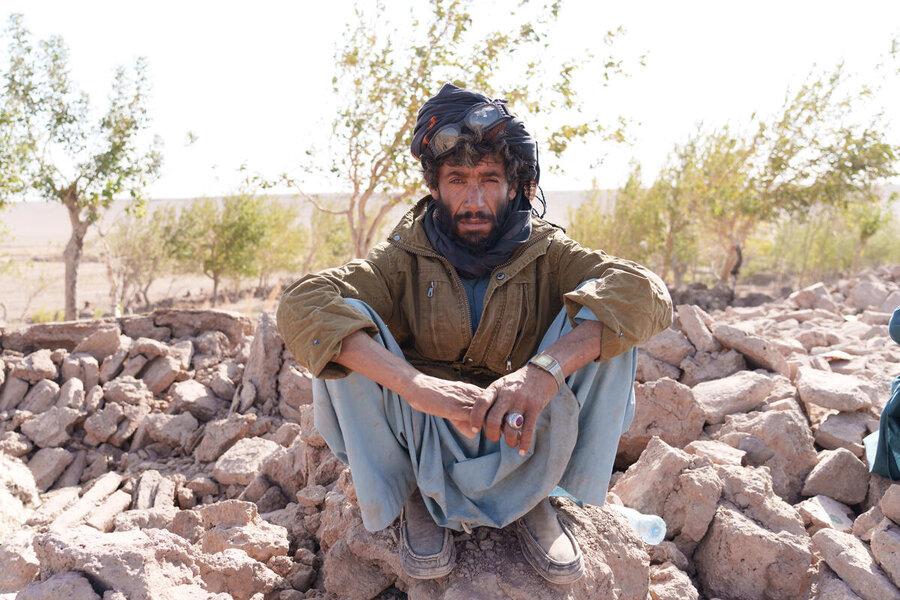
left=313, top=298, right=637, bottom=532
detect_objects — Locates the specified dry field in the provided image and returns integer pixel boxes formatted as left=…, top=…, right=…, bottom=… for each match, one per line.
left=0, top=191, right=591, bottom=326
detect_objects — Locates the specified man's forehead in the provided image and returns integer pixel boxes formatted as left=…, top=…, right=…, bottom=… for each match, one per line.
left=441, top=154, right=505, bottom=171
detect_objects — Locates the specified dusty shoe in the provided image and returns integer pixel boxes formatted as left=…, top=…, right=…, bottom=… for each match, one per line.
left=399, top=489, right=455, bottom=579
left=515, top=497, right=584, bottom=584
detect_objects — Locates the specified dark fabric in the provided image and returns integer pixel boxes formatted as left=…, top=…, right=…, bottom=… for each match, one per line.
left=423, top=199, right=532, bottom=279
left=872, top=306, right=900, bottom=480
left=459, top=276, right=491, bottom=332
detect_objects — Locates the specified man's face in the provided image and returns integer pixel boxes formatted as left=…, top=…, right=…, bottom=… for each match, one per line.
left=429, top=154, right=517, bottom=254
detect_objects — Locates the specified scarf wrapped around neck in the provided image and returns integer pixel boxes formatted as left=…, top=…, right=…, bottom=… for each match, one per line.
left=423, top=197, right=532, bottom=279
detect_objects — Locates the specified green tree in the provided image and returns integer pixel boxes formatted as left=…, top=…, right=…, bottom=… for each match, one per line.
left=284, top=0, right=633, bottom=258
left=174, top=195, right=269, bottom=305
left=0, top=14, right=163, bottom=319
left=252, top=198, right=307, bottom=291
left=575, top=65, right=898, bottom=286
left=99, top=204, right=182, bottom=311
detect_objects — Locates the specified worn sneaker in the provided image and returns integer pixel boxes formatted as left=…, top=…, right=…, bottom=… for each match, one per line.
left=398, top=489, right=455, bottom=579
left=515, top=497, right=584, bottom=585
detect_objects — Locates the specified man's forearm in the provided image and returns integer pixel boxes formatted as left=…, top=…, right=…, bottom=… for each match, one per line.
left=533, top=319, right=604, bottom=380
left=332, top=329, right=421, bottom=398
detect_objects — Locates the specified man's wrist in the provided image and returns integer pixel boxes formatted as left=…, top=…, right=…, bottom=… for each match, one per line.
left=528, top=352, right=565, bottom=390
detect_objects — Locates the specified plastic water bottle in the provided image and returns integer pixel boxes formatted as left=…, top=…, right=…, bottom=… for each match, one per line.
left=610, top=504, right=666, bottom=545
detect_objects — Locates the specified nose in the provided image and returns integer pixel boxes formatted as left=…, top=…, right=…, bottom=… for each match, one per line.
left=461, top=182, right=487, bottom=212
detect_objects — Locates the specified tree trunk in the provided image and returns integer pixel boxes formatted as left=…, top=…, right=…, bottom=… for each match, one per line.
left=211, top=275, right=219, bottom=307
left=62, top=195, right=90, bottom=321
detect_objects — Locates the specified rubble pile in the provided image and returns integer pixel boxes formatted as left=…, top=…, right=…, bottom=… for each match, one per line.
left=2, top=266, right=900, bottom=599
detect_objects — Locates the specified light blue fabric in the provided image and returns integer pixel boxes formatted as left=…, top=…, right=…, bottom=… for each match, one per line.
left=313, top=297, right=637, bottom=533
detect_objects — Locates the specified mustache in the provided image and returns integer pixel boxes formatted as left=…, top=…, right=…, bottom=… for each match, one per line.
left=453, top=211, right=495, bottom=223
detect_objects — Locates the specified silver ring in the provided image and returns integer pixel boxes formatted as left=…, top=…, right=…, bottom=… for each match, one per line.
left=504, top=412, right=524, bottom=431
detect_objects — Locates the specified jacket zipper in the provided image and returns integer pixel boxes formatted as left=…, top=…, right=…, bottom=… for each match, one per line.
left=389, top=229, right=554, bottom=366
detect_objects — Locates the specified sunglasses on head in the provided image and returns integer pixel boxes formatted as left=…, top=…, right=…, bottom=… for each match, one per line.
left=424, top=101, right=513, bottom=159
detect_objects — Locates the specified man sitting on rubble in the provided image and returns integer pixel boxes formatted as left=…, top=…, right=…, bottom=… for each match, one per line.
left=276, top=83, right=672, bottom=584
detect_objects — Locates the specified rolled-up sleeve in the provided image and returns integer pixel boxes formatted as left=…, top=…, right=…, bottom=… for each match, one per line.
left=552, top=233, right=673, bottom=360
left=276, top=247, right=397, bottom=378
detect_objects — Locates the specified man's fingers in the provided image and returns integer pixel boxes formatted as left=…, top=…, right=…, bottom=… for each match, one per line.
left=517, top=414, right=537, bottom=456
left=484, top=392, right=509, bottom=443
left=449, top=418, right=478, bottom=439
left=502, top=422, right=519, bottom=447
left=469, top=386, right=496, bottom=434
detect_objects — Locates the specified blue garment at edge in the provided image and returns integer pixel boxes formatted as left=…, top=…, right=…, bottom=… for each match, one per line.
left=311, top=295, right=637, bottom=533
left=870, top=306, right=900, bottom=480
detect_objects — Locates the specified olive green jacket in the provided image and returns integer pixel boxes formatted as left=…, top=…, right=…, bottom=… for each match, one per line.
left=277, top=197, right=672, bottom=383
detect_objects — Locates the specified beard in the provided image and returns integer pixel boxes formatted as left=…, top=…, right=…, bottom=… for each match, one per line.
left=434, top=202, right=504, bottom=255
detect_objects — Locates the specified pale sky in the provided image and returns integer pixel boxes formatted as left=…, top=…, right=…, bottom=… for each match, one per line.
left=1, top=0, right=898, bottom=199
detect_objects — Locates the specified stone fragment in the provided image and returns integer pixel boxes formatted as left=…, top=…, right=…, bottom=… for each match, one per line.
left=203, top=362, right=237, bottom=402
left=99, top=344, right=129, bottom=384
left=84, top=384, right=103, bottom=413
left=1, top=453, right=41, bottom=516
left=186, top=476, right=219, bottom=498
left=649, top=562, right=699, bottom=600
left=61, top=352, right=99, bottom=391
left=197, top=499, right=290, bottom=562
left=0, top=430, right=32, bottom=457
left=855, top=507, right=885, bottom=542
left=882, top=484, right=900, bottom=525
left=169, top=379, right=222, bottom=421
left=0, top=376, right=28, bottom=411
left=103, top=376, right=152, bottom=405
left=871, top=518, right=900, bottom=588
left=83, top=403, right=125, bottom=446
left=199, top=547, right=284, bottom=599
left=618, top=378, right=704, bottom=462
left=130, top=336, right=172, bottom=358
left=635, top=349, right=681, bottom=382
left=789, top=282, right=840, bottom=313
left=16, top=571, right=101, bottom=600
left=795, top=495, right=854, bottom=534
left=56, top=449, right=87, bottom=488
left=141, top=411, right=199, bottom=448
left=712, top=324, right=791, bottom=376
left=642, top=327, right=695, bottom=366
left=261, top=439, right=308, bottom=498
left=692, top=370, right=774, bottom=424
left=1, top=319, right=113, bottom=353
left=112, top=506, right=178, bottom=531
left=19, top=379, right=60, bottom=414
left=813, top=528, right=900, bottom=600
left=816, top=411, right=873, bottom=457
left=797, top=367, right=873, bottom=411
left=679, top=349, right=746, bottom=387
left=10, top=349, right=58, bottom=383
left=802, top=448, right=869, bottom=505
left=133, top=470, right=165, bottom=510
left=31, top=526, right=238, bottom=600
left=676, top=304, right=721, bottom=352
left=72, top=326, right=121, bottom=362
left=56, top=376, right=85, bottom=410
left=119, top=315, right=170, bottom=340
left=694, top=504, right=811, bottom=600
left=848, top=280, right=890, bottom=311
left=170, top=339, right=193, bottom=370
left=140, top=355, right=181, bottom=394
left=715, top=409, right=818, bottom=503
left=50, top=471, right=123, bottom=530
left=296, top=485, right=328, bottom=508
left=196, top=413, right=256, bottom=462
left=684, top=439, right=746, bottom=465
left=278, top=360, right=312, bottom=411
left=714, top=463, right=807, bottom=537
left=26, top=487, right=80, bottom=527
left=213, top=437, right=281, bottom=485
left=298, top=404, right=326, bottom=447
left=0, top=529, right=39, bottom=592
left=243, top=312, right=284, bottom=404
left=85, top=489, right=133, bottom=532
left=20, top=406, right=81, bottom=448
left=154, top=308, right=253, bottom=346
left=818, top=564, right=866, bottom=600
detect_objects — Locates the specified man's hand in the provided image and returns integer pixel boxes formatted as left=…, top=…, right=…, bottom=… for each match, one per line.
left=404, top=374, right=494, bottom=439
left=468, top=364, right=559, bottom=455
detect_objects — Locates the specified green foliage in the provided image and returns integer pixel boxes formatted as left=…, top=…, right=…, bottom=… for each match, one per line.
left=252, top=198, right=307, bottom=289
left=282, top=0, right=633, bottom=258
left=173, top=194, right=269, bottom=304
left=101, top=203, right=182, bottom=310
left=0, top=14, right=163, bottom=319
left=570, top=65, right=899, bottom=286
